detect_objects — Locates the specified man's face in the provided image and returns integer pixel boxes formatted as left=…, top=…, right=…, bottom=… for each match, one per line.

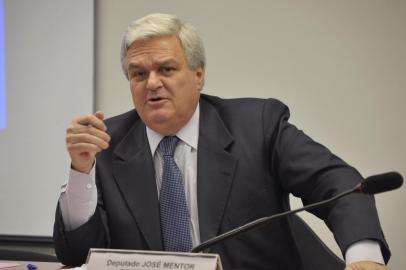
left=126, top=35, right=205, bottom=135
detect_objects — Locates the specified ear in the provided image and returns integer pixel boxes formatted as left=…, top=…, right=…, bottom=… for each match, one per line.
left=195, top=65, right=205, bottom=91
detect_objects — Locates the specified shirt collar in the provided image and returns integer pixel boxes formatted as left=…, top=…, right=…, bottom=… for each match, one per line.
left=146, top=103, right=200, bottom=156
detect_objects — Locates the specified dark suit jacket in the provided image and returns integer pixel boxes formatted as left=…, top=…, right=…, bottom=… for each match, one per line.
left=54, top=94, right=390, bottom=269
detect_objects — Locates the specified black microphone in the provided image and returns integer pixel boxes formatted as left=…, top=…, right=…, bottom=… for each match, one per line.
left=356, top=171, right=403, bottom=195
left=191, top=171, right=403, bottom=253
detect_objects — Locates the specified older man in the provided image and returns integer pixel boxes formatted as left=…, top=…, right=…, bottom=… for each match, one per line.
left=54, top=13, right=390, bottom=270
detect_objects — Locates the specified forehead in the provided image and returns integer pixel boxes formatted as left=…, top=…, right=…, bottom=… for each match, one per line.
left=126, top=35, right=187, bottom=65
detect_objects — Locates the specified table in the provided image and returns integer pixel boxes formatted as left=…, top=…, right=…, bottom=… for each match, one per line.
left=0, top=261, right=65, bottom=270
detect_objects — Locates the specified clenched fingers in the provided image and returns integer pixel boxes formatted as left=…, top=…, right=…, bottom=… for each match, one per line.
left=66, top=112, right=110, bottom=167
left=67, top=133, right=109, bottom=150
left=67, top=113, right=110, bottom=145
left=75, top=113, right=107, bottom=131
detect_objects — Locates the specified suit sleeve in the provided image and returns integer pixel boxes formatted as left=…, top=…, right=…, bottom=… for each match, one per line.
left=263, top=98, right=391, bottom=263
left=53, top=185, right=109, bottom=266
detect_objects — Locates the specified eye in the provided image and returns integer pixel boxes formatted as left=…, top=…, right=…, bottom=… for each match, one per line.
left=129, top=70, right=148, bottom=81
left=159, top=66, right=176, bottom=75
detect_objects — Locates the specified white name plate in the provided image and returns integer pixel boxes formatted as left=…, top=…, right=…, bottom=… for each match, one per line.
left=86, top=248, right=223, bottom=270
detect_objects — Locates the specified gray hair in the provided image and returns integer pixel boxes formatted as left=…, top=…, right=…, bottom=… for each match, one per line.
left=120, top=13, right=206, bottom=80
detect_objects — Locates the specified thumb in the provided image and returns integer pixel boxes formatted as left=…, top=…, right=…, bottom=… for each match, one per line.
left=94, top=111, right=105, bottom=120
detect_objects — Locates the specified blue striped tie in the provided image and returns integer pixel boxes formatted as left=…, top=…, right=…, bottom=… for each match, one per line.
left=159, top=136, right=193, bottom=252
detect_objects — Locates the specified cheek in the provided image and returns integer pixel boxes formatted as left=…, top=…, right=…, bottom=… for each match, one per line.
left=130, top=83, right=145, bottom=107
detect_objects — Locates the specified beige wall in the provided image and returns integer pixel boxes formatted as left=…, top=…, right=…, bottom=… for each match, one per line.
left=95, top=1, right=406, bottom=268
left=0, top=0, right=94, bottom=237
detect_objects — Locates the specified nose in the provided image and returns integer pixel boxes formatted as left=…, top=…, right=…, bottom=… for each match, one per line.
left=146, top=71, right=163, bottom=90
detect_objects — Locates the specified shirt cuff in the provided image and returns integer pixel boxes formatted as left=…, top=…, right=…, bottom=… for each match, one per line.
left=345, top=240, right=385, bottom=265
left=59, top=164, right=97, bottom=231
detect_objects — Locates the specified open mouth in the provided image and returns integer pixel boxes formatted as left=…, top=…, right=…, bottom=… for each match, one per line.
left=147, top=97, right=167, bottom=104
left=149, top=97, right=163, bottom=102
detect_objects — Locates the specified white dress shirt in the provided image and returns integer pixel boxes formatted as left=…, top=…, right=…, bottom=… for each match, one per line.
left=58, top=103, right=384, bottom=265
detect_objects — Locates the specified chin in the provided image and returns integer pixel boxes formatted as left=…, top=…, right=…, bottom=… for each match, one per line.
left=149, top=112, right=172, bottom=124
left=147, top=116, right=184, bottom=136
left=144, top=113, right=171, bottom=128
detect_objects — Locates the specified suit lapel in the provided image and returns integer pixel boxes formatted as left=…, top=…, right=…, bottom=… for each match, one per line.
left=197, top=99, right=238, bottom=242
left=112, top=120, right=163, bottom=250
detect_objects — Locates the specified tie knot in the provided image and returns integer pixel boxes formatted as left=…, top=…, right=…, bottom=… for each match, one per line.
left=159, top=136, right=179, bottom=157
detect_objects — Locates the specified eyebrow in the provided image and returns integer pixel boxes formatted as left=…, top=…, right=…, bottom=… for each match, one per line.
left=127, top=63, right=143, bottom=71
left=127, top=58, right=180, bottom=71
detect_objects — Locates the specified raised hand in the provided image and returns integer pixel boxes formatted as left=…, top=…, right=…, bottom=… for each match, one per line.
left=66, top=111, right=110, bottom=174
